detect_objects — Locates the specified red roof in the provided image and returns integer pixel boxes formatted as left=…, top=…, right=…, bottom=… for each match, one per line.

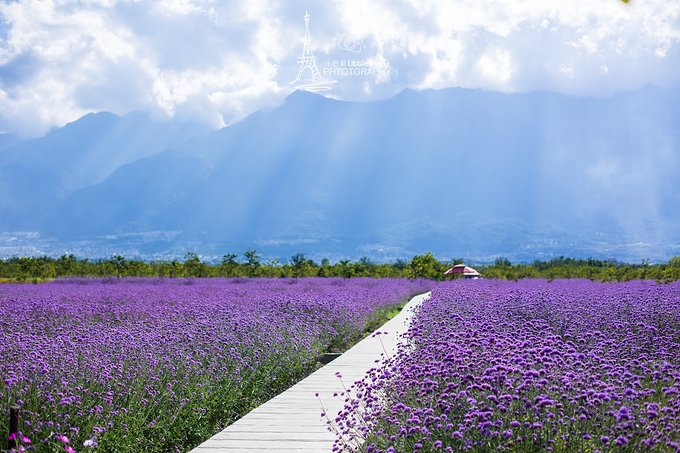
left=444, top=264, right=481, bottom=276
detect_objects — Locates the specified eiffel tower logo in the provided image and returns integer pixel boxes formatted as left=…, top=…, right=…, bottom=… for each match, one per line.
left=290, top=12, right=335, bottom=92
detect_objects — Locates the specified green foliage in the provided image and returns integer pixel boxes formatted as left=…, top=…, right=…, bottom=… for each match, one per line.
left=1, top=254, right=679, bottom=282
left=405, top=252, right=444, bottom=280
left=495, top=257, right=511, bottom=267
left=243, top=249, right=261, bottom=276
left=290, top=253, right=313, bottom=277
left=184, top=252, right=208, bottom=278
left=219, top=253, right=239, bottom=277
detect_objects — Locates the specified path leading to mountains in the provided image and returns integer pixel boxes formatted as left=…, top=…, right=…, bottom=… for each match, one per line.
left=190, top=291, right=430, bottom=453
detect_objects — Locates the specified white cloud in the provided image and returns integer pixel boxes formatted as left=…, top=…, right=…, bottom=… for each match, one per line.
left=477, top=49, right=513, bottom=88
left=0, top=0, right=679, bottom=136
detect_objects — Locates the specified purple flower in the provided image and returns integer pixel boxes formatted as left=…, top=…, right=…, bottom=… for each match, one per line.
left=330, top=280, right=680, bottom=452
left=9, top=279, right=430, bottom=451
left=616, top=436, right=628, bottom=446
left=57, top=434, right=70, bottom=444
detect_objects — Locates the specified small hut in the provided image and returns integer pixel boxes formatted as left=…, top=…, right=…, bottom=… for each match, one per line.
left=444, top=264, right=481, bottom=279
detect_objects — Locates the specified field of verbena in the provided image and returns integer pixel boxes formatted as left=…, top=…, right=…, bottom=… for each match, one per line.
left=334, top=279, right=680, bottom=452
left=0, top=278, right=427, bottom=452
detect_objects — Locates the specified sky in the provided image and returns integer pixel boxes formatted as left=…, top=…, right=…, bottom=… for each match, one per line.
left=1, top=0, right=679, bottom=137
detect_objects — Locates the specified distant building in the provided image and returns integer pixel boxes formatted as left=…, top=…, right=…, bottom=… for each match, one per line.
left=444, top=264, right=481, bottom=279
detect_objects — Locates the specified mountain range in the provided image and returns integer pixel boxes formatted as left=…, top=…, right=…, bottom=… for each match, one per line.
left=1, top=87, right=679, bottom=262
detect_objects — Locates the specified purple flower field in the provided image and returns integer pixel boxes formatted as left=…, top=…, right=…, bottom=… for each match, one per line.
left=1, top=277, right=427, bottom=452
left=334, top=279, right=680, bottom=452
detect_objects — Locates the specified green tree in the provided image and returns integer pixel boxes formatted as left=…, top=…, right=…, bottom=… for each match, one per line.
left=39, top=260, right=56, bottom=280
left=244, top=249, right=261, bottom=277
left=495, top=257, right=511, bottom=267
left=111, top=255, right=127, bottom=278
left=220, top=253, right=239, bottom=277
left=291, top=253, right=308, bottom=277
left=55, top=254, right=79, bottom=276
left=337, top=259, right=353, bottom=278
left=184, top=252, right=207, bottom=278
left=662, top=256, right=680, bottom=282
left=318, top=258, right=333, bottom=277
left=393, top=259, right=407, bottom=271
left=354, top=256, right=376, bottom=277
left=406, top=252, right=442, bottom=280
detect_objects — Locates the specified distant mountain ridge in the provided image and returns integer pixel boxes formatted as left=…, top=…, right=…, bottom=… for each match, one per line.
left=1, top=87, right=679, bottom=262
left=0, top=112, right=209, bottom=229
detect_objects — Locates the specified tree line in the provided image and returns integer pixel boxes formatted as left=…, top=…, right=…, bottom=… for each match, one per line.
left=1, top=252, right=679, bottom=282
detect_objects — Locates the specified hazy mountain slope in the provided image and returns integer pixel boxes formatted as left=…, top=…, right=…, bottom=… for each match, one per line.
left=35, top=87, right=680, bottom=260
left=0, top=112, right=209, bottom=228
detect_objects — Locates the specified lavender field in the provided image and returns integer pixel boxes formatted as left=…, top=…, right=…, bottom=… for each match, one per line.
left=1, top=278, right=428, bottom=452
left=335, top=280, right=680, bottom=452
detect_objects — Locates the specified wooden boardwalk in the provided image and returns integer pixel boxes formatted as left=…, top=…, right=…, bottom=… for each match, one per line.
left=190, top=291, right=430, bottom=452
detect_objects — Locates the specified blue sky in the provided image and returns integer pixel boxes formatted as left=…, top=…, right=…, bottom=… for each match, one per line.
left=1, top=0, right=679, bottom=136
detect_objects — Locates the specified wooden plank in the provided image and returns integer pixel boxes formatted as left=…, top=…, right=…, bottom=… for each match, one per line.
left=190, top=291, right=430, bottom=452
